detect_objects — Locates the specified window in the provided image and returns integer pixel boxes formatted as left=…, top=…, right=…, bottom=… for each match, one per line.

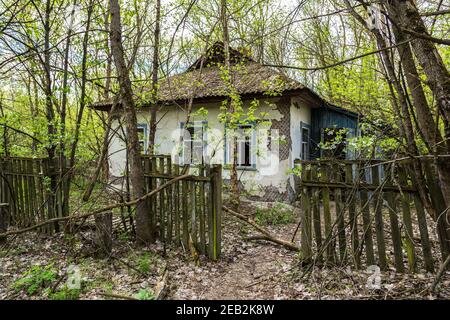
left=237, top=125, right=252, bottom=167
left=301, top=127, right=310, bottom=160
left=137, top=124, right=148, bottom=154
left=226, top=123, right=255, bottom=168
left=300, top=122, right=310, bottom=160
left=181, top=122, right=206, bottom=164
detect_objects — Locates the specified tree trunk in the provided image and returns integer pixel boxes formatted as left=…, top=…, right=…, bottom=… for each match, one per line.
left=60, top=0, right=77, bottom=161
left=109, top=0, right=153, bottom=244
left=385, top=3, right=441, bottom=152
left=147, top=0, right=161, bottom=155
left=43, top=0, right=59, bottom=231
left=346, top=1, right=449, bottom=255
left=102, top=4, right=112, bottom=182
left=0, top=98, right=9, bottom=157
left=387, top=0, right=450, bottom=151
left=221, top=0, right=239, bottom=209
left=69, top=0, right=94, bottom=171
left=385, top=0, right=450, bottom=255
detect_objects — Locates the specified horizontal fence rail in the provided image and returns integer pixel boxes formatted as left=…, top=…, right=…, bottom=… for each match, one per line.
left=294, top=159, right=437, bottom=273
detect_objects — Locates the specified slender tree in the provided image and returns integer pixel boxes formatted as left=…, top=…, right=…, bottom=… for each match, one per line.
left=109, top=0, right=153, bottom=243
left=148, top=0, right=161, bottom=155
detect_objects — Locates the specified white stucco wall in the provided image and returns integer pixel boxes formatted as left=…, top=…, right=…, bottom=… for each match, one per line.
left=290, top=96, right=312, bottom=164
left=108, top=95, right=312, bottom=199
left=288, top=96, right=312, bottom=193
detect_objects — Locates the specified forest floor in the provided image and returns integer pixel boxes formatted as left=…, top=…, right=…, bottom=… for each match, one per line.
left=0, top=200, right=449, bottom=300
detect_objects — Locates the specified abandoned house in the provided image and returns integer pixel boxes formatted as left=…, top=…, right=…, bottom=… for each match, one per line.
left=91, top=42, right=359, bottom=201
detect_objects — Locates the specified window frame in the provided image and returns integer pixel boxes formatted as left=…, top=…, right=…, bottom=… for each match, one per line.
left=180, top=121, right=207, bottom=165
left=300, top=121, right=310, bottom=161
left=137, top=123, right=148, bottom=154
left=224, top=122, right=257, bottom=170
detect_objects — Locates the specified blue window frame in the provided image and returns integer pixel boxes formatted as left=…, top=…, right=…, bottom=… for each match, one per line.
left=300, top=122, right=310, bottom=160
left=137, top=123, right=148, bottom=154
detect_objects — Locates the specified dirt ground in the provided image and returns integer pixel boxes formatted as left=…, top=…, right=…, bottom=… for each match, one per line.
left=1, top=202, right=449, bottom=300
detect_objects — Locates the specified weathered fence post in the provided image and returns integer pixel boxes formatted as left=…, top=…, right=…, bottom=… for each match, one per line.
left=300, top=164, right=312, bottom=262
left=345, top=163, right=360, bottom=268
left=208, top=164, right=222, bottom=260
left=371, top=164, right=388, bottom=271
left=333, top=163, right=347, bottom=264
left=413, top=193, right=434, bottom=272
left=397, top=166, right=417, bottom=273
left=94, top=211, right=113, bottom=258
left=311, top=164, right=322, bottom=263
left=359, top=164, right=375, bottom=266
left=384, top=164, right=404, bottom=273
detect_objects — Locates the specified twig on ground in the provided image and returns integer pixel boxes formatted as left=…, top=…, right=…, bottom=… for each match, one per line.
left=431, top=254, right=450, bottom=293
left=154, top=267, right=169, bottom=300
left=99, top=291, right=139, bottom=300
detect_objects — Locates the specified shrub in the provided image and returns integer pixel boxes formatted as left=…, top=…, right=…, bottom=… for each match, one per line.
left=49, top=285, right=80, bottom=300
left=13, top=264, right=57, bottom=295
left=255, top=202, right=295, bottom=226
left=136, top=252, right=156, bottom=275
left=133, top=289, right=155, bottom=300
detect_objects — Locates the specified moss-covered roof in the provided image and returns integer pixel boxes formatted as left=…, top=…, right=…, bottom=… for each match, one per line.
left=91, top=42, right=308, bottom=110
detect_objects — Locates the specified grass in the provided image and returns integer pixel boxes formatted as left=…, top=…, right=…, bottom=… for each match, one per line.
left=49, top=285, right=80, bottom=300
left=255, top=202, right=295, bottom=226
left=13, top=264, right=57, bottom=296
left=133, top=288, right=155, bottom=300
left=136, top=252, right=157, bottom=275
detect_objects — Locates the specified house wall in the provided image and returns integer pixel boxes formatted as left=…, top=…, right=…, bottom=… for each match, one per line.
left=288, top=96, right=312, bottom=197
left=290, top=96, right=312, bottom=164
left=108, top=95, right=312, bottom=202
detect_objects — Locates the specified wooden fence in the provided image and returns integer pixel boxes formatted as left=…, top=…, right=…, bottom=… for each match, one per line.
left=0, top=157, right=68, bottom=234
left=295, top=159, right=438, bottom=273
left=141, top=155, right=222, bottom=260
left=0, top=155, right=222, bottom=259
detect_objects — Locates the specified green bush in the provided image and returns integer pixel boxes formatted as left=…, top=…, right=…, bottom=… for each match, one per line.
left=49, top=285, right=80, bottom=300
left=136, top=252, right=156, bottom=275
left=13, top=264, right=57, bottom=295
left=255, top=202, right=295, bottom=226
left=133, top=289, right=155, bottom=300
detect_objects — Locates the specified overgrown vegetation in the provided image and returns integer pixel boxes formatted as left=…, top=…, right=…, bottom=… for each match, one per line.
left=13, top=264, right=58, bottom=296
left=0, top=0, right=449, bottom=301
left=49, top=285, right=80, bottom=300
left=255, top=203, right=295, bottom=226
left=133, top=289, right=155, bottom=300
